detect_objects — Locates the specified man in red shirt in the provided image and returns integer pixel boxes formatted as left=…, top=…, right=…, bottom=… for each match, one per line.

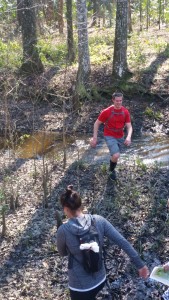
left=90, top=92, right=133, bottom=180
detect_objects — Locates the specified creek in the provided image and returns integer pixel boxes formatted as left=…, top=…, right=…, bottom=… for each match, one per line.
left=1, top=131, right=169, bottom=167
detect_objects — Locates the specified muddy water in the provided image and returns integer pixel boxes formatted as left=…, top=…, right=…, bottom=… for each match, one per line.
left=0, top=132, right=75, bottom=159
left=75, top=134, right=169, bottom=166
left=1, top=131, right=169, bottom=166
left=123, top=134, right=169, bottom=165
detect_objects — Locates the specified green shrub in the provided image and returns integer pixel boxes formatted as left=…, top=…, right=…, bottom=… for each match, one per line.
left=144, top=107, right=163, bottom=120
left=0, top=40, right=22, bottom=68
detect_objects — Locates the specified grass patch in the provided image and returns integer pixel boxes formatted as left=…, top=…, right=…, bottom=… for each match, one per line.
left=0, top=40, right=22, bottom=68
left=37, top=38, right=70, bottom=67
left=144, top=107, right=163, bottom=120
left=89, top=30, right=113, bottom=65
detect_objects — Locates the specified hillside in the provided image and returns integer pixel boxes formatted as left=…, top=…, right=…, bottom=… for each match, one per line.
left=0, top=27, right=169, bottom=300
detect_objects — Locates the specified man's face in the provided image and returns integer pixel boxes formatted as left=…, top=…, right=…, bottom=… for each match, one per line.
left=113, top=96, right=123, bottom=109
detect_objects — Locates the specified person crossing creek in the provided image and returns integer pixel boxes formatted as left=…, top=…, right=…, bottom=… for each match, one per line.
left=90, top=92, right=133, bottom=180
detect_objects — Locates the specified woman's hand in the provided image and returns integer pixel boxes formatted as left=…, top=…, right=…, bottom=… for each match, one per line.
left=138, top=265, right=150, bottom=279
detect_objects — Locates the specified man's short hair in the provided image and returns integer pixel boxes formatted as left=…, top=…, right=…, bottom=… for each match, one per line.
left=112, top=92, right=123, bottom=99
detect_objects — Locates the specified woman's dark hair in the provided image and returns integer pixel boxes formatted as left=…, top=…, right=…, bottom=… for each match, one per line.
left=112, top=92, right=123, bottom=99
left=60, top=185, right=82, bottom=210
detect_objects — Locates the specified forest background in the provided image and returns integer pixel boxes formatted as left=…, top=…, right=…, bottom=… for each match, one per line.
left=0, top=0, right=169, bottom=299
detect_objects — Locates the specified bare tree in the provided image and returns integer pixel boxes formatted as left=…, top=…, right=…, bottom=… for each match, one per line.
left=158, top=0, right=162, bottom=29
left=90, top=0, right=99, bottom=27
left=76, top=0, right=91, bottom=94
left=128, top=0, right=133, bottom=32
left=112, top=0, right=129, bottom=79
left=57, top=0, right=64, bottom=34
left=139, top=0, right=143, bottom=31
left=19, top=0, right=44, bottom=74
left=146, top=0, right=150, bottom=29
left=66, top=0, right=75, bottom=63
left=45, top=0, right=55, bottom=25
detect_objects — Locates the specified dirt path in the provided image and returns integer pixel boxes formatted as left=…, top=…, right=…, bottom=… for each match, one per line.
left=0, top=81, right=169, bottom=299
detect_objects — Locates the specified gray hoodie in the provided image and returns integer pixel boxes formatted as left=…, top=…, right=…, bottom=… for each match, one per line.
left=56, top=214, right=145, bottom=291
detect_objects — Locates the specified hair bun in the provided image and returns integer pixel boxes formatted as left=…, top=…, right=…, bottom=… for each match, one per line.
left=66, top=185, right=73, bottom=197
left=67, top=185, right=73, bottom=191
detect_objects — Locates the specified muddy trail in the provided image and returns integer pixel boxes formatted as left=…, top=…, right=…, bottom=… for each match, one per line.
left=0, top=61, right=169, bottom=299
left=0, top=96, right=169, bottom=300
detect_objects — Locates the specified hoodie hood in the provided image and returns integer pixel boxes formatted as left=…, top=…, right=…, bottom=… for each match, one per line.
left=64, top=214, right=92, bottom=236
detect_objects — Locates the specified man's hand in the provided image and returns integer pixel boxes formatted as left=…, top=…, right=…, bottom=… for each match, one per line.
left=124, top=137, right=131, bottom=146
left=163, top=262, right=169, bottom=272
left=138, top=265, right=150, bottom=279
left=90, top=137, right=97, bottom=147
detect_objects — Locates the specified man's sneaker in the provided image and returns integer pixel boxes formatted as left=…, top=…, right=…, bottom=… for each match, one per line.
left=109, top=170, right=116, bottom=180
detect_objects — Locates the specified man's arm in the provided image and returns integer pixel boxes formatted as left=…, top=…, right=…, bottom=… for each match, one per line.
left=124, top=122, right=133, bottom=146
left=90, top=119, right=103, bottom=147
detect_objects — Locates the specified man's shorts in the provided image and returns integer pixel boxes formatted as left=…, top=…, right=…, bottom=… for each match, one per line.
left=104, top=136, right=124, bottom=156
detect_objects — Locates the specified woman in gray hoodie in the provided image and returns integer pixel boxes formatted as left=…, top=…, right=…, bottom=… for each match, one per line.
left=56, top=185, right=149, bottom=300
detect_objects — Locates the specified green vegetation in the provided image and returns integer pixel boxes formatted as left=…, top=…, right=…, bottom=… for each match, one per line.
left=0, top=40, right=22, bottom=68
left=100, top=163, right=107, bottom=174
left=0, top=25, right=168, bottom=81
left=156, top=268, right=169, bottom=279
left=37, top=38, right=77, bottom=67
left=19, top=134, right=30, bottom=145
left=72, top=159, right=87, bottom=171
left=144, top=107, right=163, bottom=120
left=135, top=157, right=147, bottom=171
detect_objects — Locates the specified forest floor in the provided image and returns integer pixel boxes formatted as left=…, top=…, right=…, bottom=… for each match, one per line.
left=0, top=27, right=169, bottom=300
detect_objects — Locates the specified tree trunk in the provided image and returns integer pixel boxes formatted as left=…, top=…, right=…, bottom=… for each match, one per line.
left=106, top=1, right=113, bottom=27
left=19, top=0, right=44, bottom=74
left=66, top=0, right=75, bottom=63
left=102, top=5, right=106, bottom=27
left=17, top=0, right=22, bottom=26
left=98, top=0, right=101, bottom=27
left=57, top=0, right=64, bottom=34
left=112, top=0, right=129, bottom=79
left=128, top=0, right=133, bottom=32
left=45, top=0, right=54, bottom=25
left=159, top=0, right=162, bottom=29
left=76, top=0, right=91, bottom=91
left=146, top=0, right=150, bottom=30
left=1, top=212, right=6, bottom=237
left=139, top=0, right=142, bottom=31
left=90, top=0, right=97, bottom=27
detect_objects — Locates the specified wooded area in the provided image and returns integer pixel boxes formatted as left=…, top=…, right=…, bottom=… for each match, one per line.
left=1, top=0, right=169, bottom=97
left=0, top=1, right=169, bottom=299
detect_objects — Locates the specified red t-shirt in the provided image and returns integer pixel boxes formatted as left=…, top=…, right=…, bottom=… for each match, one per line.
left=98, top=105, right=131, bottom=138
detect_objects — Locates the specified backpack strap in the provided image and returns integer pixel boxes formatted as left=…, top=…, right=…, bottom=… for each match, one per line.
left=104, top=106, right=126, bottom=132
left=66, top=215, right=103, bottom=272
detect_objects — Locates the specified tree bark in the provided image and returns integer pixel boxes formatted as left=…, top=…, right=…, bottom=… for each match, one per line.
left=76, top=0, right=91, bottom=90
left=66, top=0, right=75, bottom=63
left=19, top=0, right=44, bottom=74
left=45, top=0, right=54, bottom=25
left=128, top=0, right=133, bottom=32
left=112, top=0, right=129, bottom=79
left=146, top=0, right=150, bottom=30
left=57, top=0, right=64, bottom=34
left=139, top=0, right=142, bottom=31
left=158, top=0, right=162, bottom=29
left=17, top=0, right=22, bottom=26
left=90, top=0, right=98, bottom=27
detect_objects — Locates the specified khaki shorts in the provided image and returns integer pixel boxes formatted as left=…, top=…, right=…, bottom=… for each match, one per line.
left=104, top=136, right=124, bottom=155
